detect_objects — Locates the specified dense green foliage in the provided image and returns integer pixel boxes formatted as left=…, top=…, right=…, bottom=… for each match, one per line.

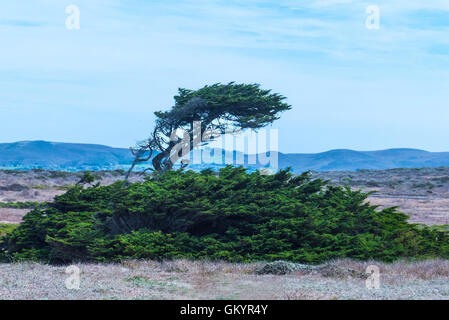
left=0, top=224, right=17, bottom=262
left=0, top=224, right=17, bottom=237
left=1, top=167, right=448, bottom=264
left=0, top=201, right=47, bottom=209
left=76, top=171, right=98, bottom=186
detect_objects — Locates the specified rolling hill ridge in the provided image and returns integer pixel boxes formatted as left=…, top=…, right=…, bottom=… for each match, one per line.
left=1, top=141, right=449, bottom=172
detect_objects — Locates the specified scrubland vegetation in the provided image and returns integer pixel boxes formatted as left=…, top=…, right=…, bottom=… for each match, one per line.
left=1, top=167, right=449, bottom=300
left=1, top=167, right=448, bottom=264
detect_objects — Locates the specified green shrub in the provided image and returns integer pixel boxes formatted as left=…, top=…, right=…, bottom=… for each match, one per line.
left=0, top=223, right=17, bottom=237
left=1, top=167, right=448, bottom=264
left=0, top=223, right=18, bottom=262
left=48, top=171, right=72, bottom=179
left=0, top=184, right=29, bottom=192
left=255, top=261, right=313, bottom=275
left=0, top=201, right=47, bottom=209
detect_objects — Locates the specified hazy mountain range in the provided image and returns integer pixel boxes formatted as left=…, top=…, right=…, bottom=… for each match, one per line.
left=1, top=141, right=449, bottom=172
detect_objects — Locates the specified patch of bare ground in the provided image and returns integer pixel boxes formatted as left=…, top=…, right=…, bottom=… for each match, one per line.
left=0, top=208, right=29, bottom=224
left=367, top=196, right=449, bottom=225
left=1, top=259, right=449, bottom=300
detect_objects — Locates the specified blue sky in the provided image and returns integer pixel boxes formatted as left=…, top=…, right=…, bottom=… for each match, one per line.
left=1, top=0, right=448, bottom=153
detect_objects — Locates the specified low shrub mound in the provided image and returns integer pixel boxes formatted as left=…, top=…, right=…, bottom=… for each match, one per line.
left=255, top=261, right=313, bottom=275
left=0, top=201, right=47, bottom=209
left=254, top=260, right=365, bottom=278
left=1, top=167, right=448, bottom=264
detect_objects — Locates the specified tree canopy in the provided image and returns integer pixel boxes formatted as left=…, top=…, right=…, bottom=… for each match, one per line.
left=127, top=82, right=291, bottom=175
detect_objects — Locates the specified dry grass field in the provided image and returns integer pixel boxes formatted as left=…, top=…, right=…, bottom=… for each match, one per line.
left=1, top=259, right=449, bottom=300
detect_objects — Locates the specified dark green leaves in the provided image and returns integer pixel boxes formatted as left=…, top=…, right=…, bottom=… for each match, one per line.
left=2, top=167, right=448, bottom=264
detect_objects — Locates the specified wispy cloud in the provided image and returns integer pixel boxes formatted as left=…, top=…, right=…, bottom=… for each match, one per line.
left=0, top=19, right=44, bottom=27
left=0, top=0, right=448, bottom=152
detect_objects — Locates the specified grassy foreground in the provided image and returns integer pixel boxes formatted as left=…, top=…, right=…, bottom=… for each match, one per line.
left=1, top=259, right=449, bottom=300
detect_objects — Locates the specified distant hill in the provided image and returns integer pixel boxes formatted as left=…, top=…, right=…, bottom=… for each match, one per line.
left=0, top=141, right=133, bottom=170
left=276, top=149, right=449, bottom=172
left=1, top=141, right=449, bottom=172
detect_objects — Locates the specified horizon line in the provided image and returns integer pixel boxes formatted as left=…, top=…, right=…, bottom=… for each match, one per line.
left=1, top=140, right=448, bottom=155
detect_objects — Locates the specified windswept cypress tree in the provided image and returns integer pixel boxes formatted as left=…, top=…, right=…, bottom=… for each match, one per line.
left=126, top=83, right=291, bottom=176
